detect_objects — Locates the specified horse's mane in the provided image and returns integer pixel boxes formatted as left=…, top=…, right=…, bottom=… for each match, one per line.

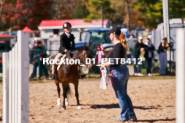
left=73, top=47, right=90, bottom=59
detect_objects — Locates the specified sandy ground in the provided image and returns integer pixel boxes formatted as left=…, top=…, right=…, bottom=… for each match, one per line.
left=0, top=78, right=175, bottom=123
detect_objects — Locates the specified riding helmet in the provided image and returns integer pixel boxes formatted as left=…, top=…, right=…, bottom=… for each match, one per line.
left=63, top=22, right=72, bottom=28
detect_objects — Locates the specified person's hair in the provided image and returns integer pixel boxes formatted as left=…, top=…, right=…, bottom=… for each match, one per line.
left=147, top=38, right=150, bottom=42
left=119, top=32, right=127, bottom=51
left=53, top=29, right=59, bottom=35
left=162, top=39, right=169, bottom=47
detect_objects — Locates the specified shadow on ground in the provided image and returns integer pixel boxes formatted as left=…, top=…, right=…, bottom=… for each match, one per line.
left=136, top=118, right=175, bottom=122
left=91, top=104, right=162, bottom=110
left=91, top=104, right=119, bottom=109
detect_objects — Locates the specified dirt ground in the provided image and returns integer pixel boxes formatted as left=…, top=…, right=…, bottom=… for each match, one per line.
left=0, top=77, right=175, bottom=123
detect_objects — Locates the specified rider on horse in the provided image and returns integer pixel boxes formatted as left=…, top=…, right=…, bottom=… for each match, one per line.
left=50, top=22, right=75, bottom=79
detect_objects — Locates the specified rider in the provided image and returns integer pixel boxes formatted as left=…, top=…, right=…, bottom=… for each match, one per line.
left=50, top=22, right=75, bottom=79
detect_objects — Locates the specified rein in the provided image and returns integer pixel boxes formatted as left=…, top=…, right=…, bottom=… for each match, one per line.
left=73, top=50, right=90, bottom=67
left=80, top=51, right=86, bottom=66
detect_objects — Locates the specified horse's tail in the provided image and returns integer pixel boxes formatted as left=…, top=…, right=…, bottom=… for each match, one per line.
left=65, top=83, right=71, bottom=96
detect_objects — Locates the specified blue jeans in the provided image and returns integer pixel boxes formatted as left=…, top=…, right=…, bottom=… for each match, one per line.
left=133, top=58, right=141, bottom=73
left=109, top=65, right=136, bottom=121
left=159, top=52, right=167, bottom=75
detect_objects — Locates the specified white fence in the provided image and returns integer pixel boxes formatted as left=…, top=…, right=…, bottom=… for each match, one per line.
left=3, top=31, right=29, bottom=123
left=176, top=29, right=185, bottom=123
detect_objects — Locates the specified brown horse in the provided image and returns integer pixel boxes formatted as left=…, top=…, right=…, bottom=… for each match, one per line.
left=54, top=47, right=92, bottom=110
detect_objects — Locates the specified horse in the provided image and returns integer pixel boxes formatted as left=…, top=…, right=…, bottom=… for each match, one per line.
left=54, top=47, right=93, bottom=110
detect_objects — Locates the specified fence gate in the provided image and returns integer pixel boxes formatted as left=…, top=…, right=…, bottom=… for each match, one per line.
left=3, top=31, right=29, bottom=123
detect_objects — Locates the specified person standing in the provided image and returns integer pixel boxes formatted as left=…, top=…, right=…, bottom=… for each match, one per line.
left=133, top=36, right=146, bottom=76
left=30, top=40, right=43, bottom=79
left=47, top=29, right=60, bottom=55
left=101, top=28, right=137, bottom=122
left=157, top=37, right=170, bottom=75
left=144, top=38, right=155, bottom=76
left=39, top=40, right=49, bottom=78
left=50, top=22, right=75, bottom=79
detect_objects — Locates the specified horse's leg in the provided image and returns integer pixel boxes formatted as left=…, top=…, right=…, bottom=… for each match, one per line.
left=55, top=81, right=61, bottom=106
left=61, top=83, right=67, bottom=110
left=64, top=83, right=69, bottom=106
left=74, top=81, right=81, bottom=109
left=65, top=98, right=69, bottom=106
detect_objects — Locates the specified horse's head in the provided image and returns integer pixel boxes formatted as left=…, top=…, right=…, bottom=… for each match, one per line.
left=73, top=47, right=93, bottom=68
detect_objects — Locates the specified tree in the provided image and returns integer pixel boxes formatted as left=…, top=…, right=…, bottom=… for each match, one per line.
left=51, top=0, right=78, bottom=19
left=1, top=0, right=53, bottom=30
left=132, top=0, right=185, bottom=29
left=72, top=0, right=89, bottom=19
left=30, top=0, right=53, bottom=29
left=125, top=0, right=130, bottom=31
left=83, top=0, right=115, bottom=22
left=0, top=0, right=6, bottom=29
left=109, top=0, right=138, bottom=27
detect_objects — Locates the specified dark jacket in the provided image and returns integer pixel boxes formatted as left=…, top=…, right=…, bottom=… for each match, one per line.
left=39, top=46, right=47, bottom=58
left=59, top=33, right=75, bottom=54
left=30, top=46, right=42, bottom=63
left=144, top=43, right=155, bottom=59
left=157, top=42, right=170, bottom=54
left=134, top=42, right=147, bottom=58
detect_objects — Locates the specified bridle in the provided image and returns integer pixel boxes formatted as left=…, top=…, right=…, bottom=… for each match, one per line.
left=80, top=50, right=89, bottom=67
left=81, top=50, right=86, bottom=63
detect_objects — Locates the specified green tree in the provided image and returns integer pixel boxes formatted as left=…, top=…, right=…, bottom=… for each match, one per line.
left=83, top=0, right=115, bottom=22
left=51, top=0, right=78, bottom=19
left=133, top=0, right=185, bottom=29
left=109, top=0, right=138, bottom=28
left=72, top=0, right=89, bottom=19
left=132, top=0, right=163, bottom=29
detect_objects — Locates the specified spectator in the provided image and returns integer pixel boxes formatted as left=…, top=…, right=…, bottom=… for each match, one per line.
left=30, top=40, right=43, bottom=79
left=157, top=37, right=170, bottom=75
left=144, top=38, right=155, bottom=76
left=133, top=36, right=146, bottom=76
left=47, top=29, right=60, bottom=55
left=39, top=40, right=49, bottom=79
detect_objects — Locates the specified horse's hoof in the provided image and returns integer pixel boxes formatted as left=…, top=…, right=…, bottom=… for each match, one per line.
left=61, top=107, right=66, bottom=111
left=77, top=106, right=81, bottom=109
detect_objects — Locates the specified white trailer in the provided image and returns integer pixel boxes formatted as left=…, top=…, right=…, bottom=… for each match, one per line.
left=152, top=18, right=185, bottom=61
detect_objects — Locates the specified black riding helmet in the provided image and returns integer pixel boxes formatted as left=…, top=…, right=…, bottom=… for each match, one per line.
left=63, top=22, right=72, bottom=28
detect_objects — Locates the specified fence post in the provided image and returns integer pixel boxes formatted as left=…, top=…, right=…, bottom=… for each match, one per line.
left=176, top=28, right=185, bottom=123
left=3, top=31, right=29, bottom=123
left=3, top=52, right=9, bottom=123
left=17, top=31, right=29, bottom=123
